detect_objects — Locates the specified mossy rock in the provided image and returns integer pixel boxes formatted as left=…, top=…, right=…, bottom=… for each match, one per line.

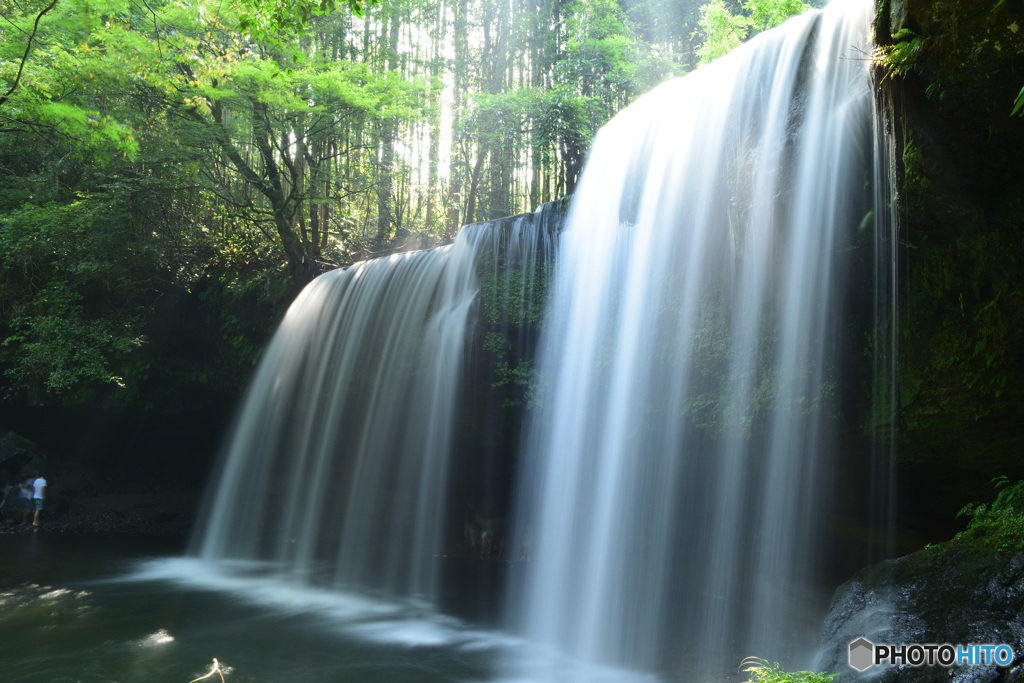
left=0, top=426, right=47, bottom=481
left=878, top=0, right=1024, bottom=84
left=868, top=1, right=1024, bottom=497
left=818, top=537, right=1024, bottom=681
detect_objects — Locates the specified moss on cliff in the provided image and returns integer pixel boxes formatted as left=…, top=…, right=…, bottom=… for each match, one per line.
left=872, top=0, right=1024, bottom=502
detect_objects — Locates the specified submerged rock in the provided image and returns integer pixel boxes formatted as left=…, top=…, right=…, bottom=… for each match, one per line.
left=817, top=541, right=1024, bottom=681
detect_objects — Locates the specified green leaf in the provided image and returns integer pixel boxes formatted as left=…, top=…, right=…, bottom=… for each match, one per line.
left=1011, top=85, right=1024, bottom=117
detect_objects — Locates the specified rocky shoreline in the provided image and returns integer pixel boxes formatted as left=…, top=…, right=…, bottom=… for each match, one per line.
left=1, top=428, right=205, bottom=535
left=1, top=482, right=200, bottom=535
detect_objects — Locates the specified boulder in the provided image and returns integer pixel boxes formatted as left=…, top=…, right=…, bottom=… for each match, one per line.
left=817, top=540, right=1024, bottom=681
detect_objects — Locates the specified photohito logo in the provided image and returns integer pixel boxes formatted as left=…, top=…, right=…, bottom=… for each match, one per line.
left=848, top=637, right=1015, bottom=672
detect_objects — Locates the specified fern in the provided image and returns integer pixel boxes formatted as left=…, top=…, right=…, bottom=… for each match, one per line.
left=954, top=476, right=1024, bottom=552
left=741, top=657, right=839, bottom=683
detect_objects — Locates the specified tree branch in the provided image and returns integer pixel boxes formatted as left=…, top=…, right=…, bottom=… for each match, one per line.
left=0, top=0, right=61, bottom=109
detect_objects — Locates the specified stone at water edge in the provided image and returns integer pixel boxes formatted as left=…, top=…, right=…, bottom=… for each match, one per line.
left=817, top=543, right=1024, bottom=682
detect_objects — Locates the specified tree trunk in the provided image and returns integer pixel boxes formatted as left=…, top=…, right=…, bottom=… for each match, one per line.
left=424, top=0, right=445, bottom=232
left=447, top=0, right=469, bottom=235
left=203, top=98, right=315, bottom=285
left=465, top=145, right=487, bottom=224
left=376, top=13, right=402, bottom=242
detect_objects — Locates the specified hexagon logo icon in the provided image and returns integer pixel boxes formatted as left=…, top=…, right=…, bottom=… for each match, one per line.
left=849, top=637, right=875, bottom=672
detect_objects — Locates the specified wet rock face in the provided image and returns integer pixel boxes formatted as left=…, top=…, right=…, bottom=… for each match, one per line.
left=883, top=0, right=1024, bottom=63
left=869, top=0, right=1024, bottom=527
left=817, top=545, right=1024, bottom=681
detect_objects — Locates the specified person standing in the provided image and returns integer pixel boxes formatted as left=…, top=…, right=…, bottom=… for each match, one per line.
left=31, top=475, right=46, bottom=526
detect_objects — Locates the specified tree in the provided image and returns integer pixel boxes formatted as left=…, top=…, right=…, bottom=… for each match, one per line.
left=0, top=0, right=423, bottom=401
left=0, top=0, right=713, bottom=404
left=694, top=0, right=750, bottom=65
left=0, top=0, right=59, bottom=110
left=693, top=0, right=810, bottom=65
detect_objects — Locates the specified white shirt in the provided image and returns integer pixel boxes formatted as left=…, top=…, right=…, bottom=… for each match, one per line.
left=32, top=477, right=46, bottom=499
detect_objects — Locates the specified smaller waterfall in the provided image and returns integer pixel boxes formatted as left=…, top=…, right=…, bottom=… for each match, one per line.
left=192, top=242, right=478, bottom=601
left=868, top=78, right=901, bottom=564
left=455, top=202, right=562, bottom=528
left=191, top=203, right=561, bottom=609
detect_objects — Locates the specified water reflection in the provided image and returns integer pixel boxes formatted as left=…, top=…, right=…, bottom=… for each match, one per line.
left=1, top=534, right=661, bottom=682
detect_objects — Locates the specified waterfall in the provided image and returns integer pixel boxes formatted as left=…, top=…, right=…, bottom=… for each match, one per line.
left=456, top=203, right=562, bottom=532
left=506, top=0, right=879, bottom=677
left=192, top=242, right=476, bottom=601
left=191, top=205, right=559, bottom=606
left=188, top=0, right=893, bottom=677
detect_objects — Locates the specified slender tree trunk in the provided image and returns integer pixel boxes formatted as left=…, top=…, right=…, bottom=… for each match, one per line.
left=447, top=0, right=469, bottom=235
left=200, top=99, right=313, bottom=284
left=424, top=0, right=444, bottom=232
left=376, top=13, right=402, bottom=241
left=465, top=145, right=487, bottom=224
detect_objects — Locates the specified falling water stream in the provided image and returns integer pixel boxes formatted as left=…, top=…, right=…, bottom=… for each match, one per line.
left=192, top=233, right=480, bottom=601
left=191, top=204, right=560, bottom=606
left=507, top=0, right=879, bottom=677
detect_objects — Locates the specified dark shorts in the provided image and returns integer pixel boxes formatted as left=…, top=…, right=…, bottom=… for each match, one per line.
left=34, top=499, right=43, bottom=511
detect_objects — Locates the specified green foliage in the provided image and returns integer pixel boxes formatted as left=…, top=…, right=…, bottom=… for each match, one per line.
left=492, top=359, right=540, bottom=409
left=741, top=658, right=839, bottom=683
left=0, top=0, right=430, bottom=404
left=0, top=0, right=143, bottom=160
left=0, top=0, right=760, bottom=411
left=1012, top=85, right=1024, bottom=117
left=560, top=0, right=676, bottom=98
left=694, top=0, right=750, bottom=65
left=0, top=193, right=152, bottom=399
left=744, top=0, right=811, bottom=32
left=693, top=0, right=810, bottom=65
left=672, top=283, right=839, bottom=436
left=958, top=293, right=1014, bottom=399
left=900, top=140, right=933, bottom=218
left=476, top=247, right=555, bottom=410
left=2, top=283, right=142, bottom=395
left=875, top=28, right=927, bottom=79
left=452, top=0, right=678, bottom=219
left=899, top=132, right=1021, bottom=416
left=955, top=476, right=1024, bottom=552
left=238, top=0, right=376, bottom=45
left=479, top=259, right=552, bottom=331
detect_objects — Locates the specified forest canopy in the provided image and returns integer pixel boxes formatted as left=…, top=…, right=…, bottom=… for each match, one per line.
left=0, top=0, right=811, bottom=406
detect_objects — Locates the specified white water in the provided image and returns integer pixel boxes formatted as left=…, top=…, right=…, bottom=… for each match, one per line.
left=188, top=0, right=889, bottom=678
left=191, top=205, right=560, bottom=608
left=507, top=0, right=877, bottom=677
left=192, top=228, right=485, bottom=602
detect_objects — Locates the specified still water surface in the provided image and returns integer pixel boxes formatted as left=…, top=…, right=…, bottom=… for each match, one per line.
left=0, top=533, right=658, bottom=683
left=0, top=533, right=512, bottom=683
